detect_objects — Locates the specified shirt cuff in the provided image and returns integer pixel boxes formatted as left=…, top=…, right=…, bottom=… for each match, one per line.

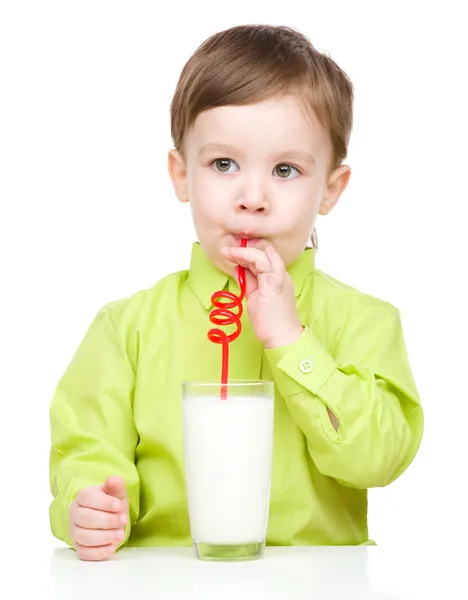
left=264, top=326, right=337, bottom=397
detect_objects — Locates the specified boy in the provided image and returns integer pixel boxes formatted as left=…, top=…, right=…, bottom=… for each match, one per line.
left=49, top=24, right=423, bottom=561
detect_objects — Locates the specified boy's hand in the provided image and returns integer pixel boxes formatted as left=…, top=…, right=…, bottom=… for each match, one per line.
left=220, top=244, right=303, bottom=349
left=69, top=475, right=129, bottom=561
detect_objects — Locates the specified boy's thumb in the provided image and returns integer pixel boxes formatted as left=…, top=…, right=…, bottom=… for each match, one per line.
left=102, top=475, right=128, bottom=500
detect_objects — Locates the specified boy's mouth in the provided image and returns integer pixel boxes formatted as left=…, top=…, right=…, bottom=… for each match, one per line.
left=232, top=235, right=263, bottom=246
left=232, top=233, right=264, bottom=247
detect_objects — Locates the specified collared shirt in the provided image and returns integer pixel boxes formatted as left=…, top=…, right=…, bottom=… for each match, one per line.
left=49, top=242, right=423, bottom=548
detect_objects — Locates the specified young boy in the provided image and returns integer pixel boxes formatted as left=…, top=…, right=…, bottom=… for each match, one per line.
left=49, top=24, right=424, bottom=561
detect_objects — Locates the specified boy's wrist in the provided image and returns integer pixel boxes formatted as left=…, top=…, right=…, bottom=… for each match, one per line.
left=263, top=324, right=304, bottom=349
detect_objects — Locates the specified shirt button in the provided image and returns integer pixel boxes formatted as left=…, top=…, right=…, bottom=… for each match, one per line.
left=299, top=358, right=313, bottom=374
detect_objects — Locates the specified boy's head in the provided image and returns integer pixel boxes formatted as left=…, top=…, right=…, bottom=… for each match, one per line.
left=168, top=24, right=353, bottom=274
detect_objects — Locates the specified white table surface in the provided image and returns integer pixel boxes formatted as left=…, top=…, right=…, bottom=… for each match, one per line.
left=7, top=545, right=463, bottom=599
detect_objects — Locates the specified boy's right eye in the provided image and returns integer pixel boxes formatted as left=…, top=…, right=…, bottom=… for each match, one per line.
left=211, top=158, right=238, bottom=173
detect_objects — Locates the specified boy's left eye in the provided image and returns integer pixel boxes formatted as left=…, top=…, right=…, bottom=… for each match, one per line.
left=274, top=164, right=300, bottom=179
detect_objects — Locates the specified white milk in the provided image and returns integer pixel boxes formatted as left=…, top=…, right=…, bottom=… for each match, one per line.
left=182, top=396, right=274, bottom=545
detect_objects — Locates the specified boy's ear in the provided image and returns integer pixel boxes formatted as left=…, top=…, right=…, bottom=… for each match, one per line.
left=168, top=149, right=189, bottom=203
left=319, top=165, right=351, bottom=215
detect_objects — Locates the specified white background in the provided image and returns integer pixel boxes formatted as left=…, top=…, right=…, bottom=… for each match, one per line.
left=1, top=0, right=467, bottom=595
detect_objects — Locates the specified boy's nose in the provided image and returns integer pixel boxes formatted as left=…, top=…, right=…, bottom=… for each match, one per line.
left=235, top=186, right=269, bottom=213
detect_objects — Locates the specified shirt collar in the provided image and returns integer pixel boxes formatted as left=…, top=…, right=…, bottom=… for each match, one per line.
left=187, top=242, right=316, bottom=310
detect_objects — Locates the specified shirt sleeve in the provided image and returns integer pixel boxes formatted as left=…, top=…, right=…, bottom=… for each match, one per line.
left=264, top=303, right=423, bottom=489
left=49, top=307, right=140, bottom=548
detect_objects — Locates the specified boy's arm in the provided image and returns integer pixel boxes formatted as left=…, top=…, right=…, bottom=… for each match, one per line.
left=49, top=307, right=140, bottom=548
left=264, top=304, right=423, bottom=489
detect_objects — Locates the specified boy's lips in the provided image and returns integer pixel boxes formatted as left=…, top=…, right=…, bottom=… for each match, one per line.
left=231, top=234, right=264, bottom=246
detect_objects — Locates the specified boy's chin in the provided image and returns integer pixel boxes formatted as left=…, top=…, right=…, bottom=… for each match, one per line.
left=212, top=254, right=236, bottom=277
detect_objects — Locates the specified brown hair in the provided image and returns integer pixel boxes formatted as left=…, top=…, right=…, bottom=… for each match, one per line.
left=170, top=24, right=354, bottom=248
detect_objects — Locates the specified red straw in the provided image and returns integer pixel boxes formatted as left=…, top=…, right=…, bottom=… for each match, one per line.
left=208, top=238, right=247, bottom=399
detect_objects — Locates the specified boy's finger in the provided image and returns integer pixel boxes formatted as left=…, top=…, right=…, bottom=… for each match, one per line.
left=265, top=245, right=286, bottom=274
left=74, top=525, right=125, bottom=548
left=221, top=247, right=270, bottom=272
left=74, top=506, right=127, bottom=530
left=74, top=541, right=116, bottom=562
left=103, top=475, right=128, bottom=501
left=76, top=487, right=121, bottom=512
left=221, top=246, right=266, bottom=262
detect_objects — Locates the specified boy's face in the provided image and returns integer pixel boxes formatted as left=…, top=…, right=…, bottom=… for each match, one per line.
left=168, top=94, right=350, bottom=274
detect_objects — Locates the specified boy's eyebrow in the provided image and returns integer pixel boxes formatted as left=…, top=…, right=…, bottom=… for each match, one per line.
left=277, top=151, right=316, bottom=165
left=199, top=143, right=316, bottom=165
left=199, top=143, right=240, bottom=156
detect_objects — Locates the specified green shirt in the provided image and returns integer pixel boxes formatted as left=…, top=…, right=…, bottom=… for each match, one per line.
left=49, top=242, right=423, bottom=548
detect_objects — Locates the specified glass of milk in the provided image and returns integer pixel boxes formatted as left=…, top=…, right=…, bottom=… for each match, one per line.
left=182, top=379, right=274, bottom=561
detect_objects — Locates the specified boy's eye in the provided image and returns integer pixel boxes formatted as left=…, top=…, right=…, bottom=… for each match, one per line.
left=274, top=164, right=300, bottom=179
left=212, top=158, right=238, bottom=173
